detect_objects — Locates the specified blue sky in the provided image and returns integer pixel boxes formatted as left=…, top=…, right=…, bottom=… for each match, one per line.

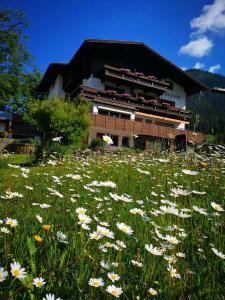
left=4, top=0, right=225, bottom=75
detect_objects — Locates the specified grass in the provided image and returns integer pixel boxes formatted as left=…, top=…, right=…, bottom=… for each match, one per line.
left=0, top=150, right=224, bottom=299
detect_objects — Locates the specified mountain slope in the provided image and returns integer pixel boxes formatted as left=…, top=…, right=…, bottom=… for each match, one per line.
left=186, top=69, right=225, bottom=143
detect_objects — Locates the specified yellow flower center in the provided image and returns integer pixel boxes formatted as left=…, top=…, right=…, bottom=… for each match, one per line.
left=12, top=270, right=20, bottom=277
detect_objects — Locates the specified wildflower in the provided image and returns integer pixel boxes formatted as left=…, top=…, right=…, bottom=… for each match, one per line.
left=176, top=252, right=186, bottom=258
left=1, top=227, right=9, bottom=234
left=167, top=265, right=181, bottom=279
left=193, top=205, right=208, bottom=216
left=148, top=288, right=158, bottom=295
left=34, top=235, right=43, bottom=242
left=164, top=234, right=180, bottom=245
left=137, top=168, right=150, bottom=175
left=100, top=260, right=111, bottom=270
left=97, top=225, right=114, bottom=239
left=116, top=223, right=133, bottom=235
left=42, top=224, right=51, bottom=231
left=89, top=231, right=103, bottom=240
left=211, top=247, right=225, bottom=259
left=211, top=202, right=224, bottom=212
left=56, top=231, right=68, bottom=244
left=171, top=188, right=191, bottom=197
left=110, top=193, right=133, bottom=203
left=130, top=208, right=145, bottom=216
left=10, top=262, right=27, bottom=280
left=5, top=217, right=18, bottom=228
left=81, top=223, right=91, bottom=230
left=182, top=169, right=199, bottom=175
left=116, top=240, right=126, bottom=249
left=40, top=203, right=52, bottom=209
left=25, top=185, right=33, bottom=190
left=103, top=135, right=113, bottom=145
left=106, top=285, right=123, bottom=297
left=88, top=277, right=104, bottom=287
left=131, top=260, right=143, bottom=268
left=145, top=244, right=163, bottom=256
left=0, top=267, right=8, bottom=282
left=36, top=214, right=43, bottom=223
left=52, top=136, right=62, bottom=142
left=43, top=294, right=63, bottom=300
left=78, top=213, right=92, bottom=225
left=107, top=272, right=120, bottom=282
left=33, top=277, right=46, bottom=288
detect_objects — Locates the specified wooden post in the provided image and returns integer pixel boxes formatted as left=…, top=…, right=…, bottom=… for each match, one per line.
left=145, top=136, right=148, bottom=151
left=154, top=141, right=157, bottom=155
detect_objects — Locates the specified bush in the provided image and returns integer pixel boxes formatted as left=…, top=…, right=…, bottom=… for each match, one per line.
left=24, top=96, right=91, bottom=146
left=90, top=138, right=106, bottom=150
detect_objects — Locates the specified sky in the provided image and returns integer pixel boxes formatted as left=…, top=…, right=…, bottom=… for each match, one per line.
left=3, top=0, right=225, bottom=75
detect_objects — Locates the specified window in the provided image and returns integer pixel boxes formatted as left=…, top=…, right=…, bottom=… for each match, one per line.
left=111, top=135, right=119, bottom=146
left=122, top=137, right=130, bottom=148
left=98, top=109, right=109, bottom=116
left=97, top=132, right=104, bottom=138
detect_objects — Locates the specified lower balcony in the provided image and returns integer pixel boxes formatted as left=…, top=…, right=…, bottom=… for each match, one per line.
left=90, top=113, right=204, bottom=144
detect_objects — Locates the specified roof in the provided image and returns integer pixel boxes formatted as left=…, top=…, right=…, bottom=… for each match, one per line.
left=0, top=111, right=12, bottom=121
left=38, top=63, right=67, bottom=91
left=39, top=39, right=208, bottom=95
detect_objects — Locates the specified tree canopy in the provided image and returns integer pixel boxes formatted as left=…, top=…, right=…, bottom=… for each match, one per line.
left=0, top=8, right=41, bottom=111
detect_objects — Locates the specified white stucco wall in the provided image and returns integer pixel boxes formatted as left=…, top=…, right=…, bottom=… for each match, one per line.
left=160, top=80, right=186, bottom=109
left=160, top=79, right=186, bottom=129
left=83, top=76, right=105, bottom=90
left=48, top=74, right=65, bottom=98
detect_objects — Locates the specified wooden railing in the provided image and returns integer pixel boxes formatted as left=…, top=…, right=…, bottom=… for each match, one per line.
left=90, top=114, right=204, bottom=144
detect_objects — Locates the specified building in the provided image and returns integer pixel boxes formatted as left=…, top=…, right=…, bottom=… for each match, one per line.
left=0, top=111, right=12, bottom=138
left=38, top=39, right=207, bottom=150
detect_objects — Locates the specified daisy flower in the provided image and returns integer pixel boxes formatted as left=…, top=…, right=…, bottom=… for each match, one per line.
left=211, top=247, right=225, bottom=259
left=0, top=267, right=8, bottom=282
left=145, top=244, right=163, bottom=256
left=43, top=294, right=63, bottom=300
left=5, top=217, right=18, bottom=228
left=10, top=262, right=27, bottom=280
left=211, top=202, right=224, bottom=212
left=107, top=272, right=120, bottom=282
left=106, top=285, right=123, bottom=297
left=116, top=223, right=133, bottom=235
left=88, top=277, right=104, bottom=287
left=33, top=277, right=46, bottom=288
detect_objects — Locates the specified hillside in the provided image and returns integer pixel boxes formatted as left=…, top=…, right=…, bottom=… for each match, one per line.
left=186, top=69, right=225, bottom=143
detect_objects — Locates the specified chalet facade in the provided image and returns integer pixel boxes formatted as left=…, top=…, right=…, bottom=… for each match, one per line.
left=39, top=39, right=207, bottom=150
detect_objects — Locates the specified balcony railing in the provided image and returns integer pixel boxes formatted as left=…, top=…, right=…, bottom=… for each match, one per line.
left=90, top=113, right=204, bottom=144
left=104, top=65, right=169, bottom=94
left=79, top=85, right=191, bottom=122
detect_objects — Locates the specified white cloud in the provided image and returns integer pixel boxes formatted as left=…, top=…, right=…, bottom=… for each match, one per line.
left=180, top=66, right=188, bottom=71
left=179, top=36, right=213, bottom=57
left=191, top=0, right=225, bottom=35
left=208, top=64, right=221, bottom=73
left=193, top=62, right=205, bottom=69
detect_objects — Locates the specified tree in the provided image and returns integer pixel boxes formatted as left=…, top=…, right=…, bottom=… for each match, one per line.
left=0, top=8, right=41, bottom=111
left=25, top=96, right=91, bottom=146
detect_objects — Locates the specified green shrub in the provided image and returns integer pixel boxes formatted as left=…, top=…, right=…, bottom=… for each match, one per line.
left=24, top=96, right=91, bottom=146
left=90, top=138, right=106, bottom=150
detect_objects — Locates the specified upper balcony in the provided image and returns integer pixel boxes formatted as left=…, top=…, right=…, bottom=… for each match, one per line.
left=78, top=85, right=191, bottom=123
left=103, top=65, right=170, bottom=95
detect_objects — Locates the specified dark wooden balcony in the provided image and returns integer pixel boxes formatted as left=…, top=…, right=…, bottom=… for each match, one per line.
left=90, top=113, right=204, bottom=144
left=103, top=65, right=170, bottom=95
left=78, top=85, right=191, bottom=122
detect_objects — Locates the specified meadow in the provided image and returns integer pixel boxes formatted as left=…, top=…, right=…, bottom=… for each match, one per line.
left=0, top=150, right=224, bottom=299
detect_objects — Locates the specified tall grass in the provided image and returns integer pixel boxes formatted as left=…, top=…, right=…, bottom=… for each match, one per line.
left=0, top=151, right=224, bottom=299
